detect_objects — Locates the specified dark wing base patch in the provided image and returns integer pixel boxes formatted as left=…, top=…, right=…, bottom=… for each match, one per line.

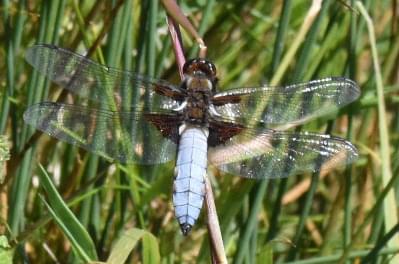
left=145, top=113, right=182, bottom=144
left=208, top=119, right=245, bottom=146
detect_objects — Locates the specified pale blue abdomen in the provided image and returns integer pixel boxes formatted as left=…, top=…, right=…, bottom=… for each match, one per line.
left=173, top=125, right=208, bottom=235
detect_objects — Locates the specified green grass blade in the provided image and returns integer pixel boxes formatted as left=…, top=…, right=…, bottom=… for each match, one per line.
left=265, top=0, right=292, bottom=244
left=0, top=235, right=14, bottom=264
left=142, top=232, right=161, bottom=264
left=233, top=180, right=268, bottom=264
left=105, top=228, right=160, bottom=264
left=38, top=164, right=98, bottom=261
left=354, top=2, right=399, bottom=263
left=256, top=243, right=273, bottom=264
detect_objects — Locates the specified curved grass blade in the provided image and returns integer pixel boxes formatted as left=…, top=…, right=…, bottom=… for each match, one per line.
left=105, top=228, right=160, bottom=264
left=38, top=164, right=98, bottom=262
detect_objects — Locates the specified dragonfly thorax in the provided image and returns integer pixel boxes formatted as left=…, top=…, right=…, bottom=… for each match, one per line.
left=181, top=75, right=214, bottom=125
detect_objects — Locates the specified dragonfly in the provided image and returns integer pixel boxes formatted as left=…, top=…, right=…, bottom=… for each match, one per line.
left=24, top=44, right=360, bottom=235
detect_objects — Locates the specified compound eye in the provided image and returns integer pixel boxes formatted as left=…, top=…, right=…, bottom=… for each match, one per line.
left=182, top=58, right=196, bottom=73
left=206, top=62, right=216, bottom=76
left=182, top=58, right=217, bottom=79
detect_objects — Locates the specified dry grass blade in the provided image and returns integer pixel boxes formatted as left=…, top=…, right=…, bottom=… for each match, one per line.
left=161, top=0, right=207, bottom=57
left=205, top=176, right=227, bottom=264
left=270, top=0, right=323, bottom=86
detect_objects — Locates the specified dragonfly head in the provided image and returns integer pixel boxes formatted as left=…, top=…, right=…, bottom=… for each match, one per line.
left=183, top=58, right=217, bottom=84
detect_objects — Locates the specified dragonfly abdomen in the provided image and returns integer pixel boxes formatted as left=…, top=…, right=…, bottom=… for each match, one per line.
left=173, top=125, right=208, bottom=235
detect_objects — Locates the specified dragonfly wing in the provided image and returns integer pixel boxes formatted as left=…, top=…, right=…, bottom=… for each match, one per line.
left=212, top=77, right=360, bottom=126
left=25, top=44, right=184, bottom=111
left=208, top=127, right=358, bottom=179
left=23, top=102, right=179, bottom=164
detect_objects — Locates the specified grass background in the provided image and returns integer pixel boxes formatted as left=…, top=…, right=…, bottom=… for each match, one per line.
left=1, top=0, right=399, bottom=263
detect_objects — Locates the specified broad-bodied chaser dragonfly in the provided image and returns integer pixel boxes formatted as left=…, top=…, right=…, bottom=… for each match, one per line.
left=24, top=44, right=360, bottom=235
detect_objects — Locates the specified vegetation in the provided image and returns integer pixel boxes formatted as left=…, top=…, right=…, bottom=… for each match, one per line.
left=1, top=0, right=398, bottom=263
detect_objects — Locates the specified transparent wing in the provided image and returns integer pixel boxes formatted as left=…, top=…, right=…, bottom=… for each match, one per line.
left=208, top=128, right=358, bottom=179
left=25, top=44, right=184, bottom=111
left=212, top=77, right=360, bottom=126
left=23, top=102, right=178, bottom=164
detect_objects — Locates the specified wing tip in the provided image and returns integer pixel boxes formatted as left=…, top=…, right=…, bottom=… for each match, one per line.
left=26, top=44, right=45, bottom=67
left=343, top=139, right=359, bottom=164
left=23, top=104, right=40, bottom=124
left=320, top=135, right=359, bottom=171
left=331, top=76, right=361, bottom=104
left=25, top=44, right=63, bottom=68
left=23, top=102, right=59, bottom=125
